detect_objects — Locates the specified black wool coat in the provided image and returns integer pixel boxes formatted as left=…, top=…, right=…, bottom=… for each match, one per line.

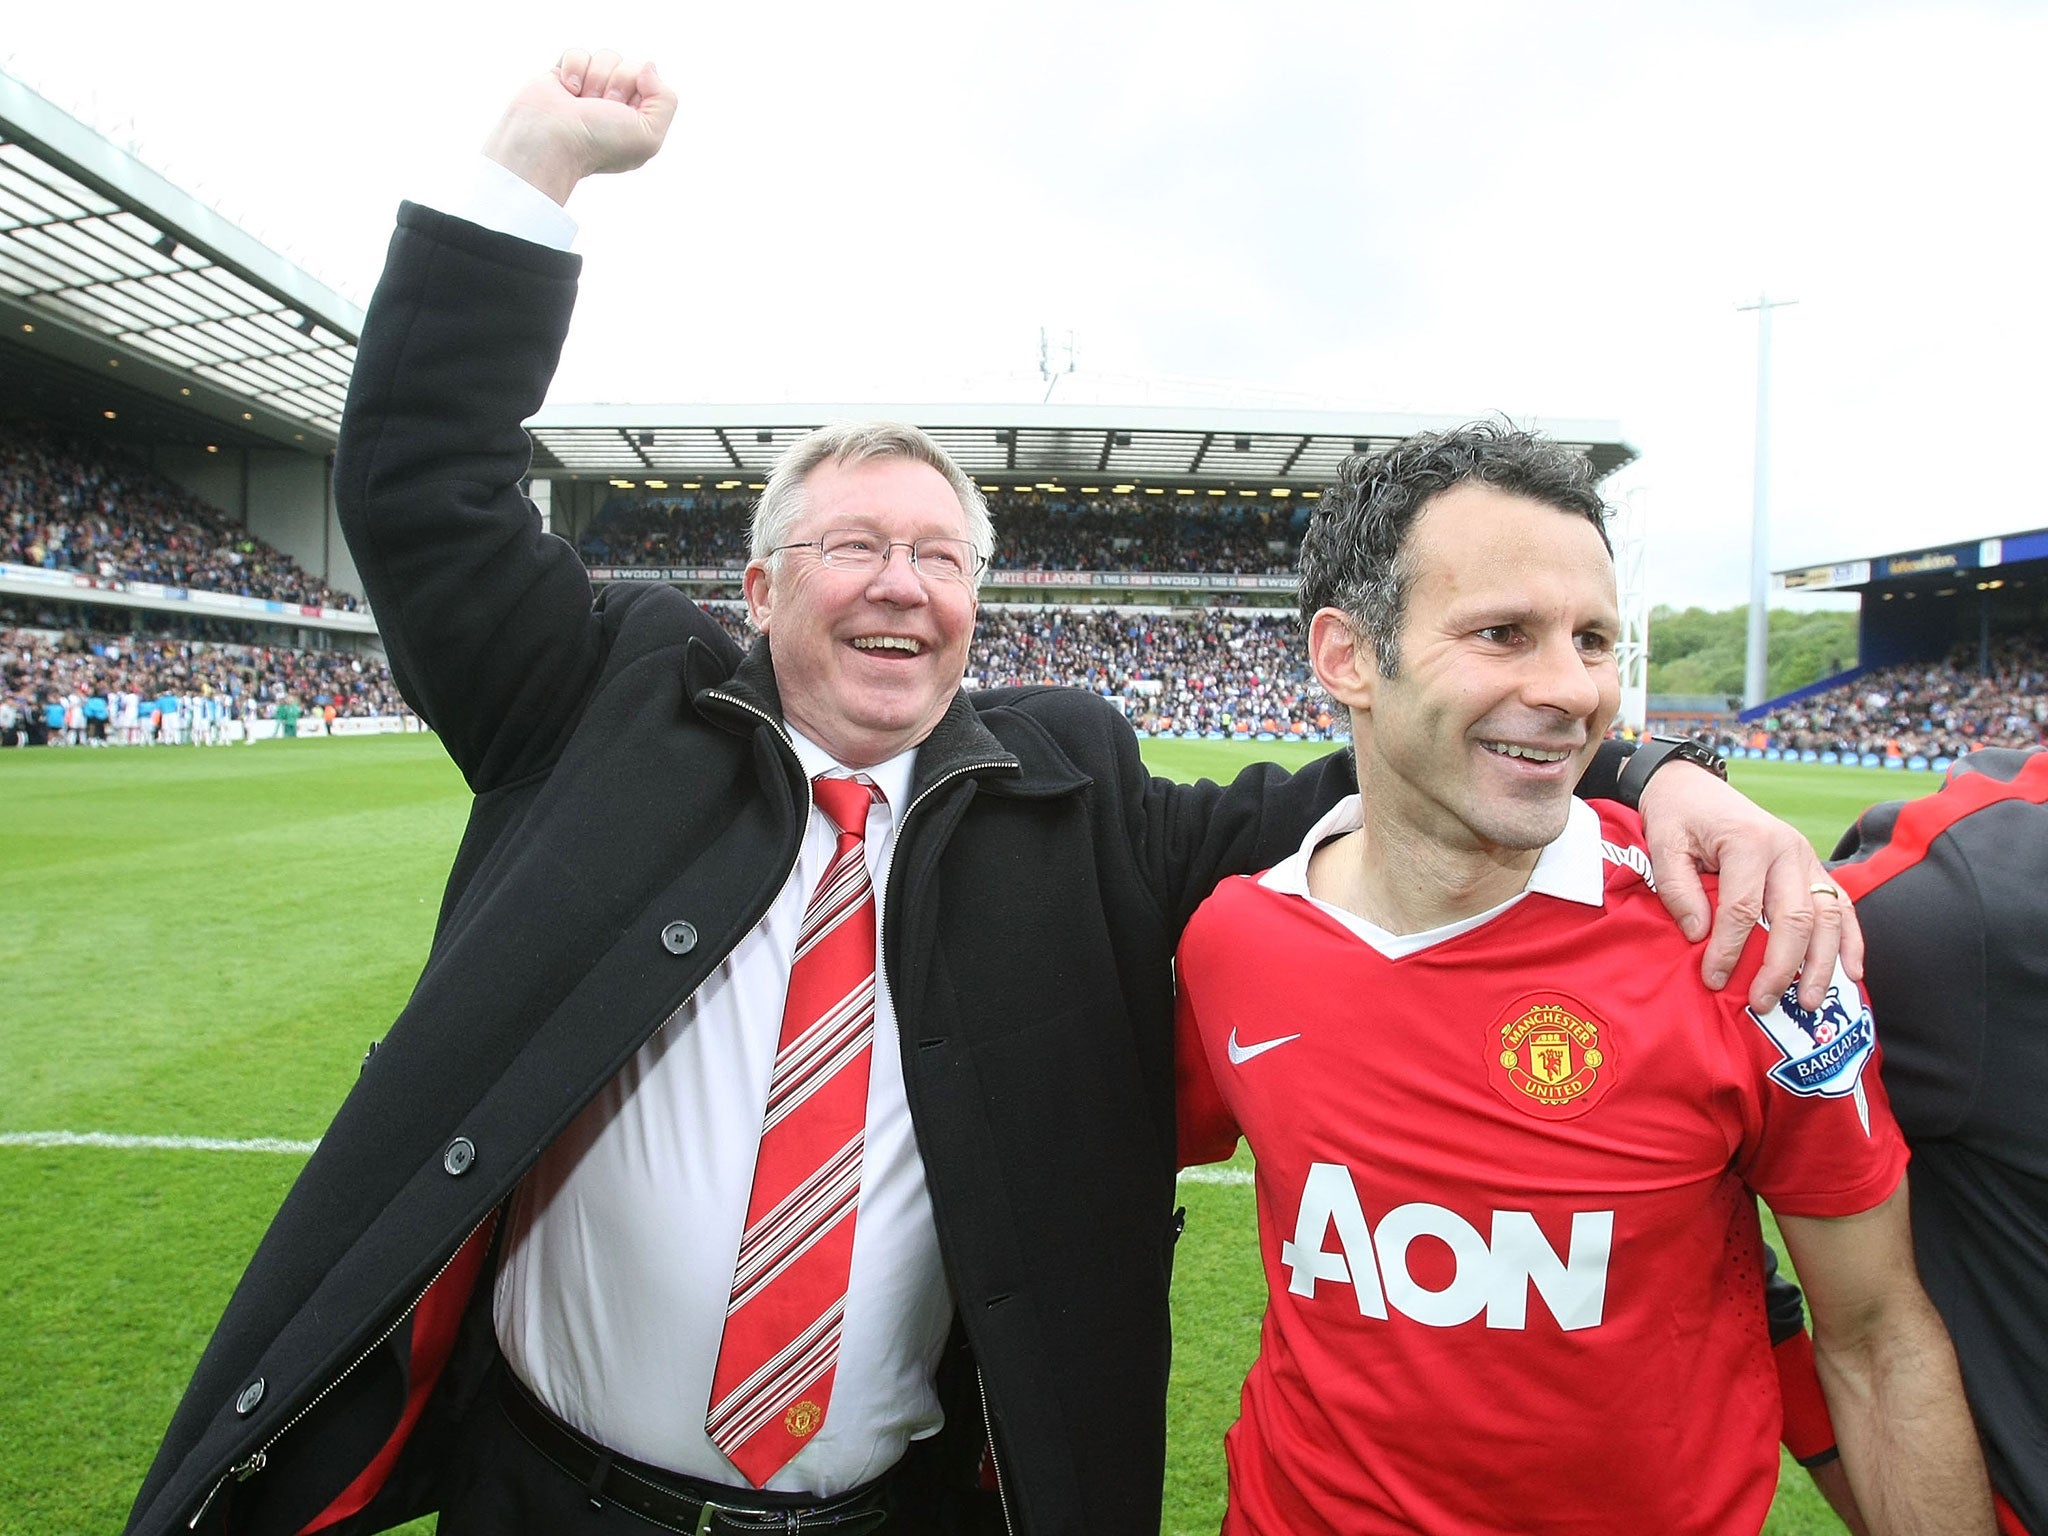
left=123, top=205, right=1360, bottom=1536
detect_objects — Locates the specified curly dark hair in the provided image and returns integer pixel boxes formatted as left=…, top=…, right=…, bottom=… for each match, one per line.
left=1296, top=421, right=1613, bottom=678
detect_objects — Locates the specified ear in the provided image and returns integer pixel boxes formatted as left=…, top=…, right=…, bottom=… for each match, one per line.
left=742, top=559, right=774, bottom=632
left=1308, top=607, right=1380, bottom=712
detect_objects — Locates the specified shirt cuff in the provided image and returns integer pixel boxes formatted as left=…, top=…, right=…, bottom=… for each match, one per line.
left=411, top=156, right=580, bottom=252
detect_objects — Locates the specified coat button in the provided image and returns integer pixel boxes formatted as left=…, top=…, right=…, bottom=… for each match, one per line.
left=235, top=1379, right=265, bottom=1415
left=443, top=1137, right=476, bottom=1176
left=660, top=920, right=698, bottom=955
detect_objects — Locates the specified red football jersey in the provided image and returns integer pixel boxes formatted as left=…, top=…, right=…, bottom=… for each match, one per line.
left=1176, top=799, right=1906, bottom=1536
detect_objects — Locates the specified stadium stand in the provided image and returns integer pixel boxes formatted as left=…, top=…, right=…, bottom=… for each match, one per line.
left=1, top=421, right=360, bottom=611
left=9, top=414, right=2038, bottom=757
left=575, top=489, right=1303, bottom=576
left=989, top=493, right=1297, bottom=574
left=577, top=493, right=752, bottom=568
left=1672, top=639, right=2048, bottom=760
left=2, top=414, right=1339, bottom=747
left=970, top=607, right=1327, bottom=736
left=652, top=601, right=1336, bottom=739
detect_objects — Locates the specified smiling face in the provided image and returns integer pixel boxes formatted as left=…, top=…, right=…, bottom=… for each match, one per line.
left=1312, top=481, right=1621, bottom=860
left=743, top=454, right=979, bottom=768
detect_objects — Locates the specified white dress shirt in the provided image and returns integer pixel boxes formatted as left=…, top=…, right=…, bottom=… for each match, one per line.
left=493, top=729, right=951, bottom=1494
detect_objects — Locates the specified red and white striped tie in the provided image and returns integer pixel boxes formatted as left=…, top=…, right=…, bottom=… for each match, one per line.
left=707, top=774, right=881, bottom=1486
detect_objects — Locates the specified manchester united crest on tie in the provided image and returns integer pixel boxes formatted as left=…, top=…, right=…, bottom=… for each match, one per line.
left=1486, top=991, right=1617, bottom=1121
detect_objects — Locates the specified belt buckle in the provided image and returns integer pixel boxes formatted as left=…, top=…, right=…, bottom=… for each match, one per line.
left=693, top=1502, right=802, bottom=1535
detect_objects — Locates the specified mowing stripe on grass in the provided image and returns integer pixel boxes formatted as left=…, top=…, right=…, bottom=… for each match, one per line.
left=0, top=1130, right=319, bottom=1154
left=1177, top=1167, right=1252, bottom=1186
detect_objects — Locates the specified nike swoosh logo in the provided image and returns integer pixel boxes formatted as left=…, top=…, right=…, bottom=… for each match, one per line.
left=1227, top=1027, right=1302, bottom=1065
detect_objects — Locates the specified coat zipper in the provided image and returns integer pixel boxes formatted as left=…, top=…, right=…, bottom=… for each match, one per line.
left=901, top=757, right=1017, bottom=824
left=703, top=690, right=815, bottom=884
left=977, top=1367, right=1018, bottom=1536
left=704, top=686, right=1015, bottom=889
left=186, top=1210, right=496, bottom=1529
left=704, top=686, right=1016, bottom=832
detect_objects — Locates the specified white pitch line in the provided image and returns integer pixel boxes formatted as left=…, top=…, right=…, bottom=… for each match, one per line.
left=0, top=1131, right=319, bottom=1154
left=1176, top=1167, right=1252, bottom=1186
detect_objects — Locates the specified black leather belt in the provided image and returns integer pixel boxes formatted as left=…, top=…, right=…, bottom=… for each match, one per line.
left=497, top=1368, right=892, bottom=1534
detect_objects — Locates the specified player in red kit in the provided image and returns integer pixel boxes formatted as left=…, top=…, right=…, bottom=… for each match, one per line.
left=1176, top=424, right=1990, bottom=1536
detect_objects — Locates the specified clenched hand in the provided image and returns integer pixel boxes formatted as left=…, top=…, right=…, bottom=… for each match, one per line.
left=483, top=49, right=678, bottom=206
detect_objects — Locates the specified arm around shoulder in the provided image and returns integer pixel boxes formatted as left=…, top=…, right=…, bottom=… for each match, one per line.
left=1144, top=742, right=1358, bottom=927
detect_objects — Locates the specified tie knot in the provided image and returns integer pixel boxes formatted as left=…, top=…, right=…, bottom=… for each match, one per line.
left=813, top=775, right=877, bottom=838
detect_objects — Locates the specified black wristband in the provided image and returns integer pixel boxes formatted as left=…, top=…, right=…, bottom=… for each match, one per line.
left=1614, top=735, right=1729, bottom=809
left=1576, top=739, right=1631, bottom=802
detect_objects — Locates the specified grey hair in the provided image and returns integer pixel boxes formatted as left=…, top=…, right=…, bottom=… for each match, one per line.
left=750, top=422, right=994, bottom=589
left=1296, top=421, right=1613, bottom=678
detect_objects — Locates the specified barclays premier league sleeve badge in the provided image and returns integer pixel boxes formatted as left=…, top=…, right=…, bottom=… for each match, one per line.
left=1747, top=963, right=1877, bottom=1134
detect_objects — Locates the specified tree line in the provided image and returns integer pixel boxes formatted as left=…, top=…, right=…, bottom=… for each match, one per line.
left=1648, top=605, right=1858, bottom=701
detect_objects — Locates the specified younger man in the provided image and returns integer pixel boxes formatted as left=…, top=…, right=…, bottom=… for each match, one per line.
left=1177, top=425, right=1989, bottom=1534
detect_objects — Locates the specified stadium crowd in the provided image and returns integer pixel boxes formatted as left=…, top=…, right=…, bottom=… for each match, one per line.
left=576, top=490, right=1301, bottom=575
left=988, top=496, right=1297, bottom=574
left=694, top=602, right=1337, bottom=738
left=1, top=422, right=361, bottom=611
left=1680, top=640, right=2048, bottom=760
left=3, top=604, right=1337, bottom=746
left=11, top=426, right=2046, bottom=754
left=0, top=626, right=407, bottom=746
left=12, top=609, right=2048, bottom=752
left=577, top=494, right=752, bottom=567
left=967, top=607, right=1331, bottom=735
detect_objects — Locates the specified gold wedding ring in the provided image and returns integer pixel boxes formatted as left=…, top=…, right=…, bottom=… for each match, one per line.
left=1809, top=882, right=1843, bottom=898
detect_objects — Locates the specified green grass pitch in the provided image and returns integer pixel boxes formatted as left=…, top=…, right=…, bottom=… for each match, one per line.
left=0, top=735, right=1934, bottom=1534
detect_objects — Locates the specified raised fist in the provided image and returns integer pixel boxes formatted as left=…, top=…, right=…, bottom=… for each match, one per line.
left=483, top=50, right=678, bottom=205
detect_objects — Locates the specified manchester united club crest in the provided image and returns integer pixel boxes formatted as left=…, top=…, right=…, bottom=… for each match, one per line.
left=1487, top=992, right=1617, bottom=1121
left=786, top=1400, right=824, bottom=1438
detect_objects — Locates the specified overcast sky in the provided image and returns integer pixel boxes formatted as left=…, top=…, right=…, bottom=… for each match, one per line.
left=8, top=0, right=2045, bottom=610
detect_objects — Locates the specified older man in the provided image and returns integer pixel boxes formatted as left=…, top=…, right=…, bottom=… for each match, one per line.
left=1176, top=424, right=1987, bottom=1534
left=127, top=54, right=1853, bottom=1536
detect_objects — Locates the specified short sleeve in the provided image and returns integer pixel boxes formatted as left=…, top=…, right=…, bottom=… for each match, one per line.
left=1730, top=955, right=1909, bottom=1219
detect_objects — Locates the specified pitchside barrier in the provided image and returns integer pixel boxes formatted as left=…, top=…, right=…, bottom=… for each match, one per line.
left=1136, top=729, right=1349, bottom=742
left=0, top=559, right=379, bottom=634
left=1732, top=747, right=1963, bottom=772
left=207, top=714, right=426, bottom=741
left=244, top=714, right=426, bottom=740
left=1126, top=733, right=1995, bottom=770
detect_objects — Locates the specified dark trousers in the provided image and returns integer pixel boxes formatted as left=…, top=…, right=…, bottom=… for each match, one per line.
left=437, top=1367, right=959, bottom=1536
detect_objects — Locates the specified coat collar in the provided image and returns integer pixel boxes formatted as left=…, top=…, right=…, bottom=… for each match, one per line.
left=688, top=634, right=1087, bottom=801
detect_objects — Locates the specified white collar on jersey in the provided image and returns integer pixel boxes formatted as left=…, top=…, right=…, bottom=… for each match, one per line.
left=1256, top=794, right=1606, bottom=958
